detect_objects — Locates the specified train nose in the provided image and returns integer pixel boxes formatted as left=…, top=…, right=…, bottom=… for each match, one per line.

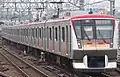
left=87, top=56, right=105, bottom=67
left=72, top=55, right=106, bottom=69
left=72, top=54, right=117, bottom=72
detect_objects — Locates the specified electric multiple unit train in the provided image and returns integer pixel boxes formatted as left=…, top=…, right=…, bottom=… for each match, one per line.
left=2, top=14, right=119, bottom=73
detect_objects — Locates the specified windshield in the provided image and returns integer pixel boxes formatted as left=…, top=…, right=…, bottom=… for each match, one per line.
left=74, top=20, right=81, bottom=39
left=73, top=19, right=114, bottom=40
left=96, top=20, right=113, bottom=39
left=84, top=26, right=93, bottom=39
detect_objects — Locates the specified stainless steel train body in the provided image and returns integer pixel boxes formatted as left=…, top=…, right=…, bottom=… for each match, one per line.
left=2, top=14, right=119, bottom=72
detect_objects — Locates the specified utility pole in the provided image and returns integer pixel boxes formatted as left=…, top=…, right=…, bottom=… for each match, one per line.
left=79, top=0, right=84, bottom=10
left=28, top=8, right=31, bottom=22
left=6, top=8, right=9, bottom=20
left=109, top=0, right=115, bottom=16
left=50, top=1, right=65, bottom=18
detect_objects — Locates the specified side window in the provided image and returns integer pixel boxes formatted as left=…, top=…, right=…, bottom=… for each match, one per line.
left=62, top=27, right=65, bottom=42
left=37, top=27, right=39, bottom=37
left=21, top=29, right=22, bottom=35
left=11, top=29, right=12, bottom=35
left=14, top=29, right=15, bottom=35
left=47, top=27, right=49, bottom=38
left=30, top=28, right=32, bottom=36
left=29, top=28, right=30, bottom=36
left=27, top=28, right=29, bottom=36
left=15, top=29, right=16, bottom=35
left=25, top=29, right=27, bottom=36
left=66, top=25, right=68, bottom=42
left=35, top=28, right=37, bottom=37
left=10, top=29, right=12, bottom=35
left=19, top=29, right=21, bottom=35
left=13, top=29, right=14, bottom=35
left=22, top=29, right=24, bottom=36
left=49, top=28, right=52, bottom=40
left=16, top=29, right=17, bottom=35
left=59, top=26, right=61, bottom=41
left=12, top=29, right=14, bottom=35
left=12, top=29, right=13, bottom=35
left=34, top=28, right=35, bottom=37
left=39, top=28, right=41, bottom=38
left=24, top=29, right=25, bottom=36
left=32, top=28, right=34, bottom=37
left=41, top=27, right=43, bottom=39
left=38, top=28, right=39, bottom=38
left=26, top=29, right=27, bottom=36
left=34, top=28, right=36, bottom=37
left=55, top=27, right=58, bottom=41
left=52, top=26, right=54, bottom=40
left=23, top=29, right=25, bottom=36
left=7, top=29, right=8, bottom=34
left=17, top=29, right=19, bottom=35
left=27, top=28, right=28, bottom=36
left=36, top=28, right=38, bottom=37
left=25, top=29, right=26, bottom=36
left=18, top=29, right=19, bottom=35
left=24, top=29, right=26, bottom=36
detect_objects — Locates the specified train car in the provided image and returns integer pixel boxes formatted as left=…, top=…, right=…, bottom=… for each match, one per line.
left=2, top=14, right=119, bottom=73
left=71, top=14, right=118, bottom=73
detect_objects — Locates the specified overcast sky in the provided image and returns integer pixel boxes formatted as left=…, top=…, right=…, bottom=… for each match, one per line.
left=85, top=0, right=120, bottom=7
left=115, top=0, right=120, bottom=7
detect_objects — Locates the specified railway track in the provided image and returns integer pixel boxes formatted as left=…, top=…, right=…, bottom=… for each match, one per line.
left=0, top=45, right=107, bottom=77
left=0, top=39, right=97, bottom=77
left=3, top=44, right=95, bottom=77
left=1, top=44, right=79, bottom=77
left=3, top=46, right=78, bottom=77
left=101, top=70, right=120, bottom=77
left=3, top=41, right=120, bottom=77
left=100, top=64, right=120, bottom=77
left=0, top=47, right=50, bottom=77
left=0, top=48, right=24, bottom=77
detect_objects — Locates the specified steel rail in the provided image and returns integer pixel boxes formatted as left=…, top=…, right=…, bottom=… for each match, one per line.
left=1, top=47, right=50, bottom=77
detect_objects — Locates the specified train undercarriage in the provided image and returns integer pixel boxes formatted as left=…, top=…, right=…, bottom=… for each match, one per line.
left=1, top=37, right=74, bottom=70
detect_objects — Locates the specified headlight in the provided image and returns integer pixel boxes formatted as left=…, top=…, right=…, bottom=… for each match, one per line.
left=78, top=43, right=82, bottom=48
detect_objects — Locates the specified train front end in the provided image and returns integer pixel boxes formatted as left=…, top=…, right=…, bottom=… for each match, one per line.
left=70, top=14, right=118, bottom=72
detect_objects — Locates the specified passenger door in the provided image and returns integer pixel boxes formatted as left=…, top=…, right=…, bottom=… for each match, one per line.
left=43, top=27, right=47, bottom=50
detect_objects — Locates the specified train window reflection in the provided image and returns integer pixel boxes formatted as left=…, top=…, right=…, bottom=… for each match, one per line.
left=72, top=19, right=114, bottom=40
left=49, top=28, right=52, bottom=40
left=62, top=27, right=65, bottom=42
left=84, top=26, right=93, bottom=39
left=96, top=26, right=113, bottom=39
left=55, top=27, right=58, bottom=41
left=75, top=26, right=81, bottom=39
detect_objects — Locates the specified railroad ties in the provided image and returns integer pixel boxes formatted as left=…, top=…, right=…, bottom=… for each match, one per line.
left=1, top=38, right=120, bottom=77
left=0, top=41, right=77, bottom=77
left=0, top=47, right=49, bottom=77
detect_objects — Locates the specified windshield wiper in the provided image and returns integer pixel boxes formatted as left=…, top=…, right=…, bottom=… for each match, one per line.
left=97, top=29, right=107, bottom=43
left=83, top=28, right=91, bottom=41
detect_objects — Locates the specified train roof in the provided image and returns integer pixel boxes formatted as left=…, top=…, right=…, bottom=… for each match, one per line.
left=70, top=14, right=115, bottom=19
left=2, top=14, right=115, bottom=29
